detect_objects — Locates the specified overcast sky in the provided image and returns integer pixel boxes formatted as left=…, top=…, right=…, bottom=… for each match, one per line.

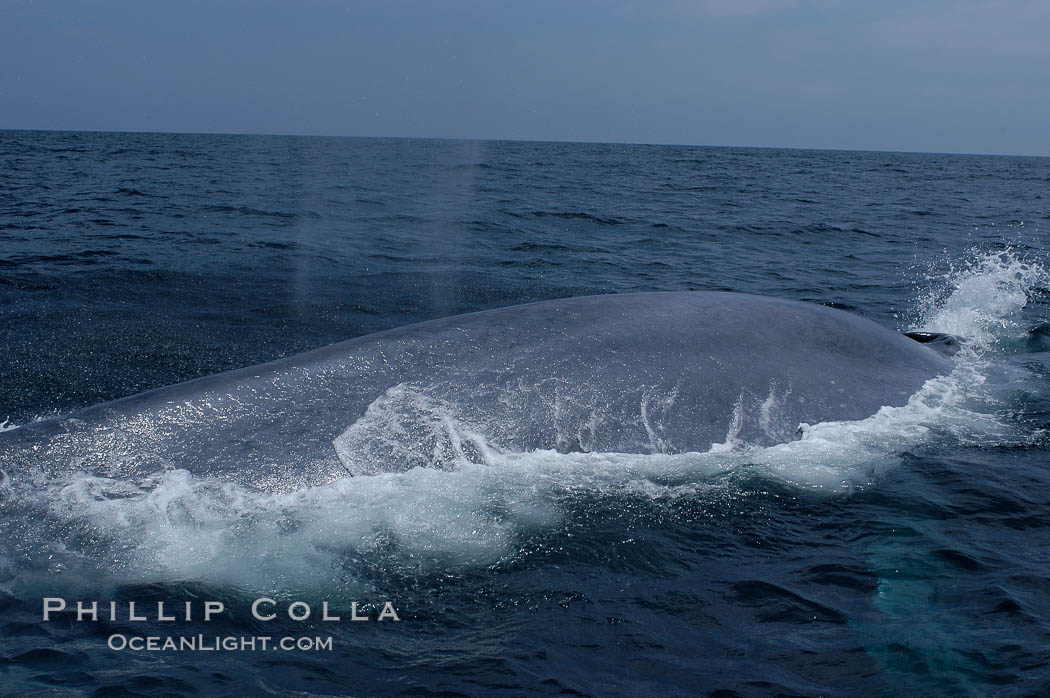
left=1, top=0, right=1047, bottom=155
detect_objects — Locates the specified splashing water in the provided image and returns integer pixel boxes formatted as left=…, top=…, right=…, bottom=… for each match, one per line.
left=0, top=249, right=1046, bottom=597
left=914, top=248, right=1049, bottom=350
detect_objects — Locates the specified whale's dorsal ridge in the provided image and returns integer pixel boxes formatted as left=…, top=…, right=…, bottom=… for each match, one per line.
left=1, top=292, right=956, bottom=491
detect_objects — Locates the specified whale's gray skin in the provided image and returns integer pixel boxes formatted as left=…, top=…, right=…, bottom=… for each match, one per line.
left=0, top=292, right=952, bottom=493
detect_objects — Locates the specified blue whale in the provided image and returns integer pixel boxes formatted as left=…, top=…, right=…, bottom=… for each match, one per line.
left=0, top=292, right=952, bottom=492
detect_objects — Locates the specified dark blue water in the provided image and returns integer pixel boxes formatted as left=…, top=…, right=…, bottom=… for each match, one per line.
left=1, top=130, right=1049, bottom=696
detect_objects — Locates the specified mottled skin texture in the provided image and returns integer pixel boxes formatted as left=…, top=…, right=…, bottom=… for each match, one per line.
left=0, top=293, right=952, bottom=492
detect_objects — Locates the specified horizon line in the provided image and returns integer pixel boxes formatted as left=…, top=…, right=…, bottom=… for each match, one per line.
left=1, top=126, right=1046, bottom=160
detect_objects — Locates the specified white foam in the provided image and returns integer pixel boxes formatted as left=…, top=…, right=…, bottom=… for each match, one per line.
left=0, top=350, right=1007, bottom=597
left=1, top=248, right=1044, bottom=595
left=913, top=248, right=1049, bottom=350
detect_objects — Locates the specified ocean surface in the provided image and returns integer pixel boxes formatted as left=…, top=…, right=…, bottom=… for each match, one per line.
left=1, top=129, right=1049, bottom=697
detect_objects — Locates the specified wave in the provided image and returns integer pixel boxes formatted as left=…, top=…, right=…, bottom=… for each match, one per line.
left=502, top=210, right=625, bottom=226
left=199, top=204, right=322, bottom=220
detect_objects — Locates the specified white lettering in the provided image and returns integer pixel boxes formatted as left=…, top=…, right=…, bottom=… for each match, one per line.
left=252, top=597, right=276, bottom=621
left=204, top=601, right=224, bottom=621
left=322, top=601, right=340, bottom=621
left=378, top=601, right=400, bottom=621
left=288, top=601, right=310, bottom=621
left=77, top=600, right=98, bottom=621
left=43, top=597, right=66, bottom=621
left=157, top=602, right=175, bottom=622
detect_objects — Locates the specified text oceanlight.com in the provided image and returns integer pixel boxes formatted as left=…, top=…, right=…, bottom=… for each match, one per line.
left=108, top=634, right=334, bottom=652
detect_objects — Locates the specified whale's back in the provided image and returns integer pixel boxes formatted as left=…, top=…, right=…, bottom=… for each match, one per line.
left=0, top=292, right=952, bottom=491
